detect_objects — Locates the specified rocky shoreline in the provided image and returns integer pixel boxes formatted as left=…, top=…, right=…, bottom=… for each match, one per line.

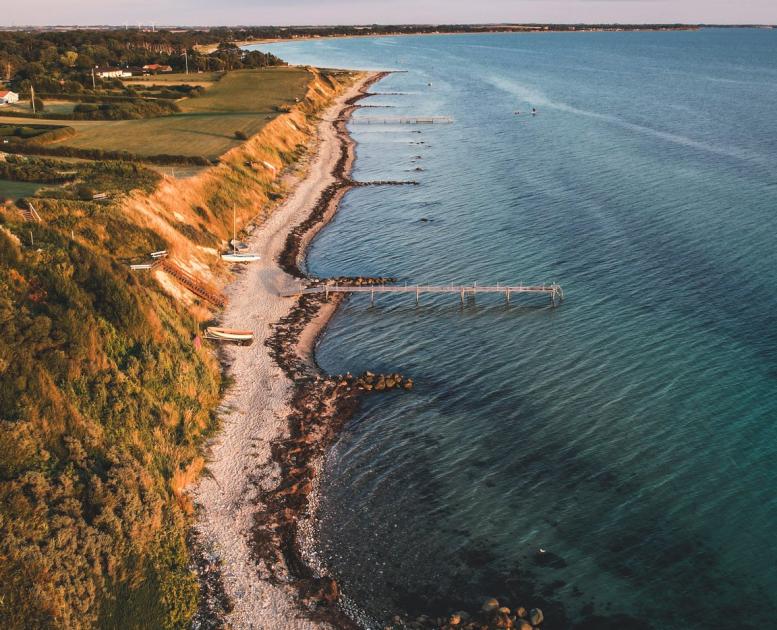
left=250, top=71, right=555, bottom=630
left=250, top=71, right=424, bottom=627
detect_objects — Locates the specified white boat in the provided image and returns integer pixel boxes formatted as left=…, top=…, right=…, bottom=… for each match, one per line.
left=205, top=327, right=254, bottom=343
left=222, top=207, right=260, bottom=262
left=221, top=252, right=261, bottom=262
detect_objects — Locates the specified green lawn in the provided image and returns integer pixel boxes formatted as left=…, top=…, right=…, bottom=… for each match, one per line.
left=0, top=179, right=41, bottom=200
left=0, top=67, right=312, bottom=161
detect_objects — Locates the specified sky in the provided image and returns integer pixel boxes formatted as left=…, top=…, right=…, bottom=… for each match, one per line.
left=3, top=0, right=776, bottom=27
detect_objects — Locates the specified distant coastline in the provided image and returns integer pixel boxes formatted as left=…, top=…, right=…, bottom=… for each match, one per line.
left=200, top=24, right=707, bottom=53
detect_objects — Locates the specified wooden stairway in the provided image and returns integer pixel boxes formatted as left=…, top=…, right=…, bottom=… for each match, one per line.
left=158, top=259, right=227, bottom=308
left=19, top=203, right=43, bottom=223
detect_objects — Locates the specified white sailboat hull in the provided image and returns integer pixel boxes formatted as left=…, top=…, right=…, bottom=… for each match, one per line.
left=221, top=253, right=261, bottom=262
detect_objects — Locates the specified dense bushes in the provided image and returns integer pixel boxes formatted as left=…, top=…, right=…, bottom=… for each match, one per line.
left=0, top=155, right=74, bottom=183
left=0, top=124, right=76, bottom=144
left=4, top=143, right=213, bottom=166
left=0, top=156, right=160, bottom=197
left=74, top=99, right=180, bottom=120
left=0, top=215, right=221, bottom=629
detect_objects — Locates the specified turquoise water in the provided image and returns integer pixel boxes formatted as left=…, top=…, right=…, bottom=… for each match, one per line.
left=257, top=30, right=777, bottom=629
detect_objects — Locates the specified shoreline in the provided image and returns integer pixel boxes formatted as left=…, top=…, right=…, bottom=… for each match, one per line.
left=191, top=70, right=387, bottom=629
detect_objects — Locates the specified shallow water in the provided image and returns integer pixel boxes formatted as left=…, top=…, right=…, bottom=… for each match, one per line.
left=256, top=30, right=777, bottom=628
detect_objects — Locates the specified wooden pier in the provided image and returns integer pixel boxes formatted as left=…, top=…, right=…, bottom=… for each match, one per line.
left=280, top=282, right=564, bottom=307
left=351, top=116, right=454, bottom=125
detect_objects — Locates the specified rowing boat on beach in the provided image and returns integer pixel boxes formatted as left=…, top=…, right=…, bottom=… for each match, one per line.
left=204, top=327, right=254, bottom=343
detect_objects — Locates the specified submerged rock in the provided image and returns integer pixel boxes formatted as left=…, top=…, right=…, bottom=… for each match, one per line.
left=482, top=598, right=500, bottom=612
left=529, top=608, right=544, bottom=625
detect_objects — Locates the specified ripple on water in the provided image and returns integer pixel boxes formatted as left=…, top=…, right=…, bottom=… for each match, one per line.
left=265, top=29, right=777, bottom=629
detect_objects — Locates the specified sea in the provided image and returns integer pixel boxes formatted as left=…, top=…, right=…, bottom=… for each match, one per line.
left=254, top=29, right=777, bottom=629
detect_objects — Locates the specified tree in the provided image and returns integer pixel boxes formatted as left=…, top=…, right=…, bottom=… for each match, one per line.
left=60, top=51, right=79, bottom=68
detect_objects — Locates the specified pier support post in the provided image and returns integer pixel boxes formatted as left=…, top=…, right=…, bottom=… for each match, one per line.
left=371, top=288, right=374, bottom=307
left=506, top=288, right=510, bottom=305
left=460, top=288, right=465, bottom=305
left=416, top=285, right=420, bottom=306
left=325, top=286, right=329, bottom=302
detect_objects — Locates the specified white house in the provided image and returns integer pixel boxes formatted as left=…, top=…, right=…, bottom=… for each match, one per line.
left=95, top=67, right=132, bottom=79
left=0, top=90, right=19, bottom=105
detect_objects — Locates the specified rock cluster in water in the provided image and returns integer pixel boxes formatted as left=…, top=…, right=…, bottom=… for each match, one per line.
left=386, top=599, right=545, bottom=630
left=354, top=371, right=413, bottom=391
left=319, top=275, right=398, bottom=287
left=257, top=292, right=415, bottom=630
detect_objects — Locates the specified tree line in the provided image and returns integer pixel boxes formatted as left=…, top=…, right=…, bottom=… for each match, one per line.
left=0, top=30, right=285, bottom=96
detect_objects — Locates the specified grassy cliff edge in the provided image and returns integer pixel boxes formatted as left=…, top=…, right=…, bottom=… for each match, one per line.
left=0, top=67, right=357, bottom=629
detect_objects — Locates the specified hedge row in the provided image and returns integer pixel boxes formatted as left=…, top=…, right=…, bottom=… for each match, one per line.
left=3, top=142, right=214, bottom=166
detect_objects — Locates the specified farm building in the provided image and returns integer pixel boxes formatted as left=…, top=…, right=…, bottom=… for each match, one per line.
left=0, top=90, right=19, bottom=105
left=96, top=67, right=132, bottom=78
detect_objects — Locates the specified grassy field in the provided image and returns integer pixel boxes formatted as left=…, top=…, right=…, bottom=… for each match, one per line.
left=0, top=67, right=312, bottom=161
left=0, top=179, right=41, bottom=199
left=4, top=100, right=76, bottom=116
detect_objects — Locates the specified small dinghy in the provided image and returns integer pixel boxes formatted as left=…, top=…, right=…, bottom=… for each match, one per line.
left=205, top=327, right=254, bottom=343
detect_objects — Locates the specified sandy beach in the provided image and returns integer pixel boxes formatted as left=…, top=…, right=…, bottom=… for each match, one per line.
left=191, top=72, right=380, bottom=629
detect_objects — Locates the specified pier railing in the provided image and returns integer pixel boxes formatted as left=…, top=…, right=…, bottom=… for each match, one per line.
left=280, top=283, right=564, bottom=307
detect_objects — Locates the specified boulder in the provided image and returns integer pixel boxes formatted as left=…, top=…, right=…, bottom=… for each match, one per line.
left=448, top=613, right=461, bottom=625
left=482, top=598, right=500, bottom=612
left=515, top=607, right=527, bottom=618
left=529, top=608, right=544, bottom=625
left=515, top=621, right=533, bottom=630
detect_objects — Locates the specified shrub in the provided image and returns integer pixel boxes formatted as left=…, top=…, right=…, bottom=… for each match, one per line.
left=234, top=130, right=248, bottom=140
left=74, top=102, right=98, bottom=113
